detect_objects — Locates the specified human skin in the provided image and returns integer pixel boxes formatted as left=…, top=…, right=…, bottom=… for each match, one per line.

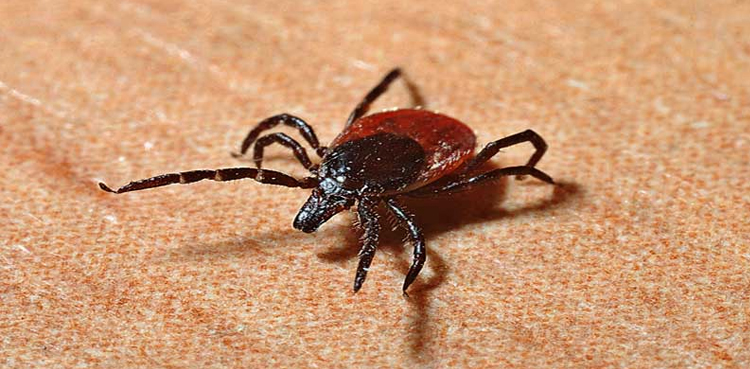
left=1, top=1, right=748, bottom=367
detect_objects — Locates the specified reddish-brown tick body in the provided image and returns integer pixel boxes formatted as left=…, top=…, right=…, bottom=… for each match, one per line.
left=99, top=68, right=555, bottom=295
left=329, top=109, right=476, bottom=192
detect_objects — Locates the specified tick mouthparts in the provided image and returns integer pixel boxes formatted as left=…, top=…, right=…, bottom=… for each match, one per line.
left=292, top=206, right=320, bottom=233
left=293, top=219, right=319, bottom=234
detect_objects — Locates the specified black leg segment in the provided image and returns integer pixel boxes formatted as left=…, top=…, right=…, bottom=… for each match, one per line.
left=99, top=167, right=316, bottom=194
left=253, top=132, right=315, bottom=170
left=353, top=197, right=381, bottom=293
left=236, top=113, right=326, bottom=158
left=459, top=129, right=548, bottom=179
left=384, top=198, right=426, bottom=295
left=407, top=166, right=554, bottom=198
left=345, top=68, right=402, bottom=128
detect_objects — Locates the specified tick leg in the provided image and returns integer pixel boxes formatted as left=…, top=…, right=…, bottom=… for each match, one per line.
left=99, top=167, right=316, bottom=194
left=253, top=132, right=315, bottom=171
left=459, top=129, right=548, bottom=180
left=384, top=198, right=426, bottom=295
left=353, top=197, right=381, bottom=293
left=345, top=68, right=402, bottom=128
left=235, top=113, right=326, bottom=158
left=407, top=166, right=554, bottom=198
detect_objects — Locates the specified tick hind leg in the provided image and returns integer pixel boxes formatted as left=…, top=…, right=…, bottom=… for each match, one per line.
left=345, top=68, right=403, bottom=128
left=385, top=198, right=426, bottom=296
left=99, top=167, right=316, bottom=194
left=407, top=166, right=554, bottom=198
left=459, top=129, right=548, bottom=180
left=235, top=113, right=326, bottom=158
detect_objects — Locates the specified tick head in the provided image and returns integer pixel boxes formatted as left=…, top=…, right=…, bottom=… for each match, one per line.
left=293, top=180, right=355, bottom=233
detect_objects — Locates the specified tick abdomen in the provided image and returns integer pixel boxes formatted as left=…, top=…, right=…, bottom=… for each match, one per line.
left=329, top=109, right=476, bottom=189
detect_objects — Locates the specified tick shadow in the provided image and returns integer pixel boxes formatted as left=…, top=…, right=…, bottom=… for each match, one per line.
left=164, top=223, right=311, bottom=264
left=316, top=176, right=581, bottom=363
left=317, top=178, right=582, bottom=270
left=404, top=179, right=581, bottom=363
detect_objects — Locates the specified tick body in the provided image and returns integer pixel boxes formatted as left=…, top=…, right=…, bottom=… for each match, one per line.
left=99, top=68, right=555, bottom=294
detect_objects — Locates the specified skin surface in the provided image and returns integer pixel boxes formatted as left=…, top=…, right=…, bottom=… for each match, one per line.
left=2, top=1, right=748, bottom=367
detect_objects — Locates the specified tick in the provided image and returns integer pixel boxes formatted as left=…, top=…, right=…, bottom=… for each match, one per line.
left=99, top=68, right=555, bottom=294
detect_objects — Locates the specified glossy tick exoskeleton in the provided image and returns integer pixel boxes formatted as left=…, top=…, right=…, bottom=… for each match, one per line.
left=99, top=68, right=555, bottom=295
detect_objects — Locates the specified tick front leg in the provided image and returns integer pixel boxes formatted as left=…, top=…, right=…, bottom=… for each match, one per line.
left=459, top=129, right=548, bottom=180
left=236, top=113, right=326, bottom=158
left=384, top=198, right=426, bottom=295
left=353, top=197, right=381, bottom=293
left=99, top=167, right=316, bottom=194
